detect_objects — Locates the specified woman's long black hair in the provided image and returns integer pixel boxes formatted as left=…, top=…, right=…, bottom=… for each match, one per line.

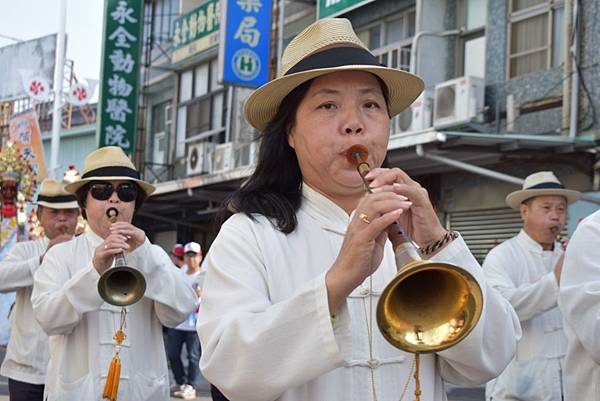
left=222, top=80, right=313, bottom=233
left=223, top=74, right=390, bottom=234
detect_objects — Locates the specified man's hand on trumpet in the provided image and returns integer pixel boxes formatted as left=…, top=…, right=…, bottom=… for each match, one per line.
left=109, top=221, right=146, bottom=251
left=93, top=222, right=146, bottom=275
left=93, top=232, right=130, bottom=275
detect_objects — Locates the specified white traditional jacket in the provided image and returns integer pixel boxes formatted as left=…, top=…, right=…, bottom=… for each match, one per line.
left=31, top=229, right=197, bottom=401
left=559, top=210, right=600, bottom=401
left=483, top=230, right=565, bottom=401
left=197, top=184, right=520, bottom=401
left=0, top=237, right=49, bottom=384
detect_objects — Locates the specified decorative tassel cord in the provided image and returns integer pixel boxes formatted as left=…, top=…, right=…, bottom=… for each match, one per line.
left=368, top=276, right=377, bottom=401
left=102, top=308, right=127, bottom=401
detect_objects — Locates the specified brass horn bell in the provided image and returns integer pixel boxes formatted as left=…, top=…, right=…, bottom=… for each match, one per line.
left=97, top=208, right=146, bottom=307
left=376, top=258, right=483, bottom=353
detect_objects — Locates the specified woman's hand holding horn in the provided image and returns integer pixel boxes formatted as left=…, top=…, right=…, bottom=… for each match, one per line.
left=325, top=189, right=413, bottom=317
left=366, top=167, right=446, bottom=247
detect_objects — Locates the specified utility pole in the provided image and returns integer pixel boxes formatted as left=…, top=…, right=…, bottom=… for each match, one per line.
left=49, top=0, right=67, bottom=178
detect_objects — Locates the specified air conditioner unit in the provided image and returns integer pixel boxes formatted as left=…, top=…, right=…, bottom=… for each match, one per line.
left=433, top=76, right=485, bottom=128
left=392, top=90, right=433, bottom=135
left=211, top=142, right=235, bottom=174
left=186, top=142, right=214, bottom=176
left=234, top=141, right=258, bottom=168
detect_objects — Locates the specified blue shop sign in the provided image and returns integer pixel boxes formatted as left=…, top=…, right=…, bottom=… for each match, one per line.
left=219, top=0, right=272, bottom=88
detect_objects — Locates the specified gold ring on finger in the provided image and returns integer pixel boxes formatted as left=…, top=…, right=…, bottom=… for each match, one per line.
left=359, top=213, right=371, bottom=224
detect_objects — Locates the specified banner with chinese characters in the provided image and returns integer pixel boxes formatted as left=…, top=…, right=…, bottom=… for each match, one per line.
left=97, top=0, right=144, bottom=154
left=317, top=0, right=375, bottom=19
left=219, top=0, right=271, bottom=88
left=8, top=110, right=46, bottom=179
left=172, top=0, right=221, bottom=64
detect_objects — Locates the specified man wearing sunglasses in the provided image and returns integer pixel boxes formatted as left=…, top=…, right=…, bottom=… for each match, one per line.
left=0, top=179, right=79, bottom=401
left=31, top=146, right=198, bottom=401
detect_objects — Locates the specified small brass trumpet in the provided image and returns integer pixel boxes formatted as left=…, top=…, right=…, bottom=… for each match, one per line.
left=97, top=208, right=146, bottom=306
left=551, top=226, right=565, bottom=250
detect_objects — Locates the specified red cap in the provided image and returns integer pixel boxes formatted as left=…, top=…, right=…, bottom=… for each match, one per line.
left=172, top=243, right=184, bottom=257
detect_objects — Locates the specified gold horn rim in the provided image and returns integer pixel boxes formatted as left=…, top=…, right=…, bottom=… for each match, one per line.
left=376, top=260, right=484, bottom=354
left=98, top=265, right=146, bottom=307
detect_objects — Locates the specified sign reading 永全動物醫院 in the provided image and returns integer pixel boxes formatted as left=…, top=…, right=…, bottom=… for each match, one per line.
left=317, top=0, right=375, bottom=19
left=171, top=0, right=221, bottom=64
left=97, top=0, right=143, bottom=154
left=219, top=0, right=271, bottom=88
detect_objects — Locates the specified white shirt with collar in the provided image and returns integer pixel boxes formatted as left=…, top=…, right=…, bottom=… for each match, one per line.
left=483, top=229, right=565, bottom=401
left=559, top=209, right=600, bottom=401
left=31, top=229, right=198, bottom=401
left=0, top=236, right=49, bottom=384
left=197, top=184, right=520, bottom=401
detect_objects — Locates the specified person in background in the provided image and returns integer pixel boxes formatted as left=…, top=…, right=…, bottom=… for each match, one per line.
left=171, top=243, right=185, bottom=269
left=0, top=179, right=79, bottom=401
left=559, top=208, right=600, bottom=400
left=169, top=241, right=203, bottom=400
left=483, top=171, right=581, bottom=401
left=31, top=146, right=197, bottom=401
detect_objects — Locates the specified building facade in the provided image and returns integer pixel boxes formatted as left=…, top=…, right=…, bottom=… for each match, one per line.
left=137, top=0, right=599, bottom=260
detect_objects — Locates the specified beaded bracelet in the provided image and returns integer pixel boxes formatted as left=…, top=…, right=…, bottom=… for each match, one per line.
left=419, top=230, right=459, bottom=256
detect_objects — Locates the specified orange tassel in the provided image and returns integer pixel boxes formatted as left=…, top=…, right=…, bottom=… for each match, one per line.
left=102, top=310, right=127, bottom=401
left=102, top=354, right=122, bottom=401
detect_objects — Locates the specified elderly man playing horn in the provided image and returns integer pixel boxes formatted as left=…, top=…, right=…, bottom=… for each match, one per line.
left=483, top=171, right=581, bottom=401
left=197, top=18, right=520, bottom=401
left=31, top=146, right=197, bottom=401
left=0, top=179, right=79, bottom=401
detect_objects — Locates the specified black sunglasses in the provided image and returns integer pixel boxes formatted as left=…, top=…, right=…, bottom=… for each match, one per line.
left=89, top=182, right=138, bottom=202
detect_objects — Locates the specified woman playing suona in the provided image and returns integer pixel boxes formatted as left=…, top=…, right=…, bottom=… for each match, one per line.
left=197, top=18, right=521, bottom=401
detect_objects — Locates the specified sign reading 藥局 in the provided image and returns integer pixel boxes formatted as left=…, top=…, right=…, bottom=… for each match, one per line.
left=219, top=0, right=272, bottom=88
left=171, top=0, right=221, bottom=64
left=317, top=0, right=375, bottom=19
left=97, top=0, right=143, bottom=154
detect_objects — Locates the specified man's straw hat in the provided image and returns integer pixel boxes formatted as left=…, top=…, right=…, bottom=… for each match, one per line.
left=37, top=179, right=79, bottom=209
left=506, top=171, right=581, bottom=210
left=64, top=146, right=155, bottom=195
left=244, top=18, right=424, bottom=132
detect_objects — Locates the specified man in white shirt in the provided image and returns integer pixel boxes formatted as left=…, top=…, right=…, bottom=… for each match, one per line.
left=169, top=241, right=203, bottom=400
left=484, top=171, right=581, bottom=401
left=559, top=209, right=600, bottom=401
left=0, top=179, right=79, bottom=401
left=31, top=146, right=198, bottom=401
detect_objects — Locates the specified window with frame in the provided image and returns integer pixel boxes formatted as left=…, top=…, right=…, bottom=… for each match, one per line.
left=175, top=58, right=226, bottom=158
left=456, top=0, right=487, bottom=78
left=153, top=0, right=179, bottom=45
left=356, top=9, right=416, bottom=72
left=149, top=101, right=172, bottom=167
left=507, top=0, right=565, bottom=79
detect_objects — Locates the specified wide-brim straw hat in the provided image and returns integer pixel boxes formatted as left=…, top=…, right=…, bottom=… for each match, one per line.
left=506, top=171, right=582, bottom=210
left=37, top=179, right=79, bottom=209
left=65, top=146, right=155, bottom=195
left=244, top=18, right=424, bottom=132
